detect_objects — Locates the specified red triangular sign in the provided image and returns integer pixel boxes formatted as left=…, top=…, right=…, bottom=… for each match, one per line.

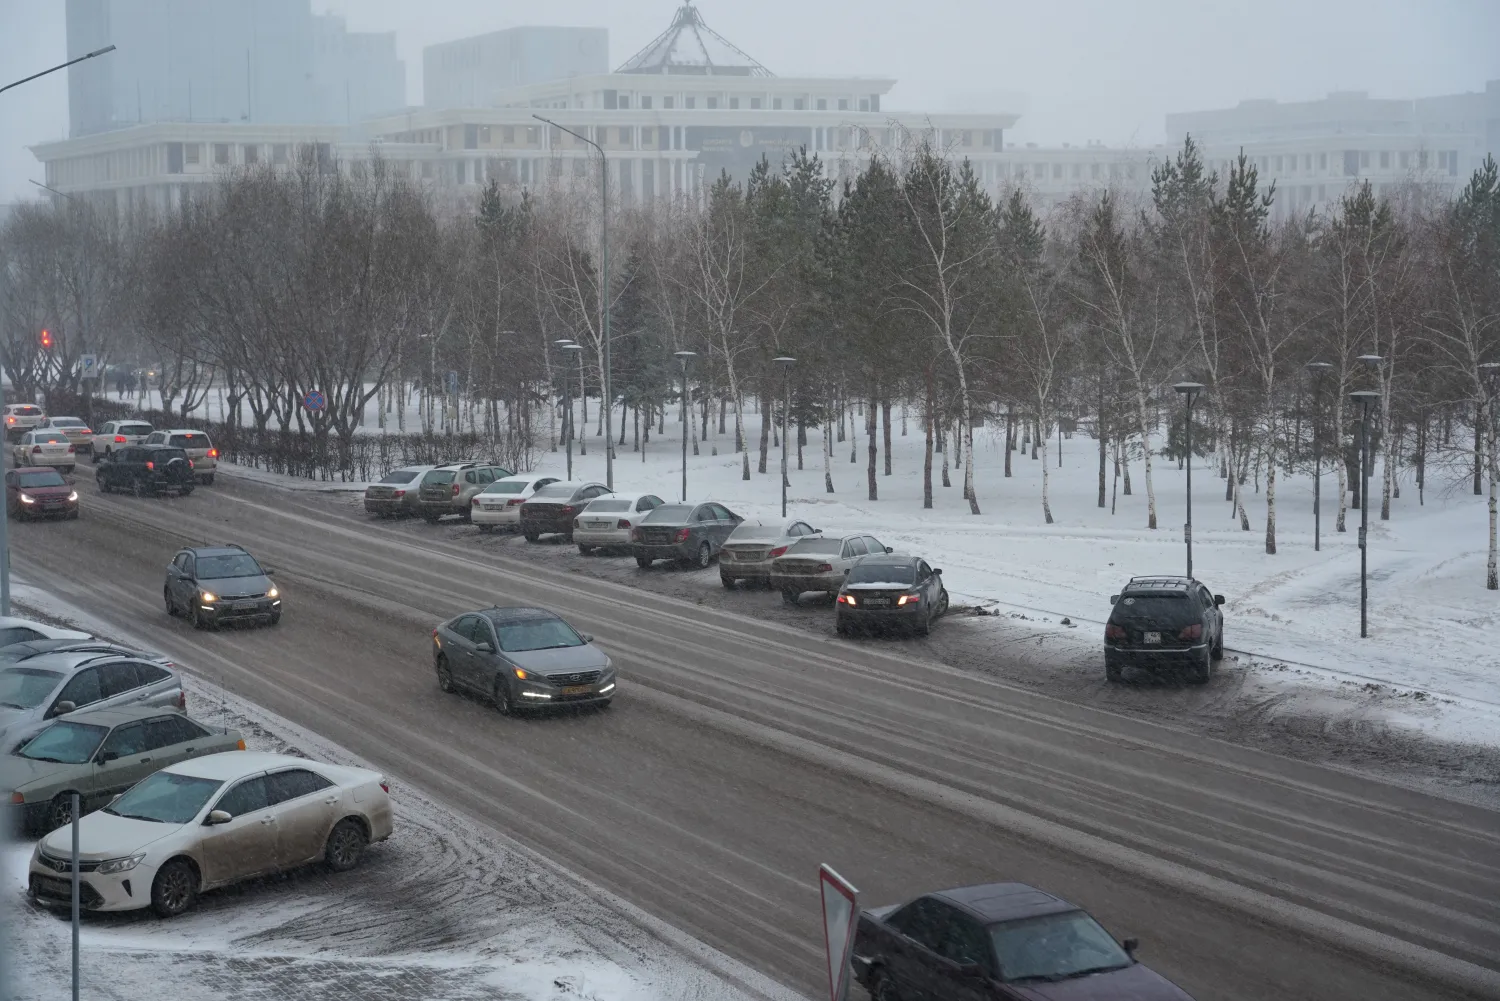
left=820, top=865, right=859, bottom=1001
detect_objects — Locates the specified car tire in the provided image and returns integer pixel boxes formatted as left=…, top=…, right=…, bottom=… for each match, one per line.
left=46, top=793, right=78, bottom=833
left=67, top=509, right=79, bottom=520
left=937, top=589, right=950, bottom=617
left=62, top=465, right=74, bottom=474
left=461, top=507, right=472, bottom=522
left=435, top=656, right=454, bottom=693
left=1211, top=630, right=1225, bottom=661
left=781, top=589, right=799, bottom=605
left=564, top=529, right=574, bottom=543
left=695, top=542, right=713, bottom=569
left=190, top=603, right=215, bottom=631
left=1105, top=659, right=1123, bottom=683
left=180, top=486, right=193, bottom=497
left=150, top=858, right=199, bottom=918
left=525, top=532, right=541, bottom=543
left=578, top=544, right=593, bottom=556
left=323, top=818, right=368, bottom=873
left=97, top=475, right=110, bottom=494
left=164, top=586, right=178, bottom=617
left=870, top=970, right=901, bottom=1001
left=720, top=575, right=736, bottom=589
left=635, top=556, right=652, bottom=569
left=267, top=613, right=281, bottom=626
left=1190, top=647, right=1213, bottom=685
left=477, top=524, right=493, bottom=534
left=597, top=698, right=613, bottom=710
left=493, top=677, right=515, bottom=716
left=915, top=607, right=932, bottom=637
left=835, top=617, right=850, bottom=636
left=423, top=514, right=441, bottom=525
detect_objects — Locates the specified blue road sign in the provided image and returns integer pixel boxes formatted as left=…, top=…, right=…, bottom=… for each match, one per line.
left=446, top=371, right=459, bottom=392
left=304, top=389, right=327, bottom=411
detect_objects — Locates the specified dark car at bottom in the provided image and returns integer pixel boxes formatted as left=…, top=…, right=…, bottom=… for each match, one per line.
left=852, top=882, right=1194, bottom=1001
left=835, top=554, right=949, bottom=636
left=5, top=467, right=78, bottom=520
left=1104, top=576, right=1224, bottom=684
left=431, top=606, right=616, bottom=714
left=95, top=444, right=195, bottom=497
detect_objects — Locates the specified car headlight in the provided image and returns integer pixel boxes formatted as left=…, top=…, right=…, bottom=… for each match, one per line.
left=17, top=493, right=33, bottom=504
left=67, top=491, right=78, bottom=501
left=513, top=668, right=530, bottom=680
left=95, top=853, right=146, bottom=875
left=200, top=591, right=218, bottom=603
left=266, top=586, right=279, bottom=599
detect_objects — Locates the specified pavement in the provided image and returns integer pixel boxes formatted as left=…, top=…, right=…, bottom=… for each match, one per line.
left=8, top=465, right=1500, bottom=1001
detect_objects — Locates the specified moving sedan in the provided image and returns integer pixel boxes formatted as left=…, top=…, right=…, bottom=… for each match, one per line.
left=432, top=606, right=616, bottom=714
left=852, top=882, right=1194, bottom=1000
left=3, top=705, right=244, bottom=834
left=835, top=554, right=950, bottom=636
left=27, top=752, right=393, bottom=917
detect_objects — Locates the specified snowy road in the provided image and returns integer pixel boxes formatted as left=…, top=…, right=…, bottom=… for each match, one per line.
left=10, top=470, right=1500, bottom=1001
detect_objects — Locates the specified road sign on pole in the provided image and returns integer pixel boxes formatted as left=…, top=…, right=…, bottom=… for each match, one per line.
left=446, top=370, right=459, bottom=393
left=79, top=354, right=98, bottom=380
left=303, top=389, right=327, bottom=412
left=819, top=864, right=859, bottom=1001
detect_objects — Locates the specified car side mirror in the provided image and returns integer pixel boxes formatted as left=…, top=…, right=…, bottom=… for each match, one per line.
left=580, top=633, right=594, bottom=643
left=475, top=640, right=495, bottom=654
left=933, top=568, right=942, bottom=575
left=108, top=794, right=121, bottom=806
left=51, top=700, right=77, bottom=717
left=205, top=809, right=233, bottom=826
left=958, top=962, right=985, bottom=980
left=1109, top=595, right=1119, bottom=605
left=843, top=568, right=850, bottom=575
left=1122, top=937, right=1139, bottom=956
left=96, top=750, right=119, bottom=764
left=1214, top=594, right=1225, bottom=606
left=884, top=546, right=894, bottom=553
left=265, top=569, right=276, bottom=576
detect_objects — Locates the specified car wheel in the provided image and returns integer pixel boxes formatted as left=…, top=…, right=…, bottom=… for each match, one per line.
left=461, top=507, right=472, bottom=522
left=190, top=602, right=215, bottom=631
left=131, top=476, right=149, bottom=498
left=578, top=544, right=593, bottom=556
left=164, top=586, right=178, bottom=617
left=97, top=476, right=110, bottom=494
left=635, top=556, right=652, bottom=569
left=46, top=793, right=77, bottom=833
left=564, top=529, right=575, bottom=543
left=695, top=542, right=713, bottom=569
left=1105, top=660, right=1123, bottom=683
left=915, top=607, right=932, bottom=637
left=493, top=677, right=515, bottom=716
left=870, top=970, right=902, bottom=1001
left=1190, top=647, right=1212, bottom=685
left=435, top=655, right=454, bottom=693
left=180, top=486, right=194, bottom=497
left=267, top=613, right=281, bottom=626
left=201, top=474, right=214, bottom=486
left=937, top=589, right=950, bottom=617
left=1211, top=630, right=1225, bottom=661
left=62, top=465, right=74, bottom=474
left=835, top=617, right=850, bottom=636
left=477, top=524, right=493, bottom=534
left=324, top=818, right=368, bottom=873
left=150, top=859, right=199, bottom=918
left=781, top=589, right=799, bottom=605
left=423, top=514, right=441, bottom=524
left=525, top=532, right=541, bottom=543
left=67, top=509, right=79, bottom=520
left=720, top=575, right=736, bottom=589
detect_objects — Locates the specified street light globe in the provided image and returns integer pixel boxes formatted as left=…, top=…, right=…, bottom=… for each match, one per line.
left=562, top=343, right=582, bottom=353
left=674, top=350, right=697, bottom=361
left=773, top=356, right=796, bottom=368
left=1173, top=382, right=1205, bottom=397
left=1357, top=354, right=1383, bottom=367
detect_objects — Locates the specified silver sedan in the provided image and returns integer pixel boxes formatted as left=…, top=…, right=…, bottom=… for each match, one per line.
left=718, top=518, right=821, bottom=588
left=572, top=493, right=666, bottom=554
left=768, top=532, right=892, bottom=604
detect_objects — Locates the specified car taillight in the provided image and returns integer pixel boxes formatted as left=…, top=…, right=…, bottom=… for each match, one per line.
left=66, top=445, right=75, bottom=452
left=208, top=448, right=218, bottom=458
left=617, top=519, right=631, bottom=529
left=80, top=428, right=92, bottom=435
left=474, top=497, right=482, bottom=505
left=631, top=527, right=643, bottom=541
left=188, top=459, right=195, bottom=468
left=837, top=594, right=854, bottom=605
left=9, top=791, right=23, bottom=804
left=4, top=417, right=13, bottom=424
left=114, top=435, right=126, bottom=443
left=769, top=546, right=788, bottom=558
left=452, top=483, right=461, bottom=495
left=392, top=489, right=405, bottom=497
left=897, top=593, right=920, bottom=605
left=379, top=780, right=390, bottom=793
left=1179, top=623, right=1203, bottom=641
left=178, top=690, right=187, bottom=710
left=675, top=527, right=690, bottom=542
left=1105, top=624, right=1126, bottom=641
left=817, top=563, right=833, bottom=572
left=146, top=460, right=154, bottom=470
left=561, top=505, right=576, bottom=515
left=507, top=498, right=523, bottom=506
left=236, top=739, right=246, bottom=750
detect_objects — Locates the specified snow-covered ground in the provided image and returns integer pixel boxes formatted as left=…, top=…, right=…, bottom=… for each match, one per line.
left=2, top=586, right=801, bottom=1001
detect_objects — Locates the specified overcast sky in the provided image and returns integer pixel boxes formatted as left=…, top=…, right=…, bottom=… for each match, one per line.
left=2, top=0, right=1498, bottom=203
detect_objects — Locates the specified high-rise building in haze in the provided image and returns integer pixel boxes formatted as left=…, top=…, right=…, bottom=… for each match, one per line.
left=423, top=26, right=610, bottom=108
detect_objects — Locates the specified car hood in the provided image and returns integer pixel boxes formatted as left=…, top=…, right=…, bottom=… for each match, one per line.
left=15, top=484, right=73, bottom=498
left=1010, top=963, right=1194, bottom=1001
left=198, top=573, right=272, bottom=596
left=505, top=645, right=611, bottom=673
left=0, top=707, right=40, bottom=741
left=40, top=810, right=186, bottom=859
left=0, top=755, right=75, bottom=793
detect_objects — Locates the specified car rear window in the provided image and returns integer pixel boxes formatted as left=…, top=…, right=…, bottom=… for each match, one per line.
left=51, top=418, right=86, bottom=428
left=786, top=538, right=842, bottom=554
left=378, top=469, right=423, bottom=484
left=584, top=499, right=631, bottom=512
left=120, top=423, right=152, bottom=435
left=643, top=504, right=693, bottom=521
left=481, top=481, right=527, bottom=494
left=847, top=564, right=915, bottom=585
left=12, top=406, right=41, bottom=416
left=531, top=483, right=580, bottom=499
left=169, top=433, right=208, bottom=447
left=423, top=470, right=456, bottom=485
left=1113, top=594, right=1192, bottom=622
left=16, top=469, right=66, bottom=487
left=35, top=433, right=68, bottom=444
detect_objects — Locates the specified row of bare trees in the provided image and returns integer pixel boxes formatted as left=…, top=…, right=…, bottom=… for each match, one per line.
left=2, top=138, right=1497, bottom=587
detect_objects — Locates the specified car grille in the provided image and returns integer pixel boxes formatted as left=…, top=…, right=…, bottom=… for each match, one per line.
left=38, top=849, right=101, bottom=873
left=545, top=670, right=601, bottom=685
left=639, top=528, right=676, bottom=544
left=30, top=874, right=104, bottom=908
left=217, top=591, right=267, bottom=601
left=723, top=545, right=771, bottom=563
left=776, top=560, right=825, bottom=575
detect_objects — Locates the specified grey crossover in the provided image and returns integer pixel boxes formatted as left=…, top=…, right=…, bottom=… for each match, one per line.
left=630, top=502, right=744, bottom=569
left=432, top=606, right=616, bottom=714
left=0, top=650, right=185, bottom=755
left=164, top=545, right=282, bottom=629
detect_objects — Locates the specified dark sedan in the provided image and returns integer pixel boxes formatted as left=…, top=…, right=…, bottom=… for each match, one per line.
left=630, top=502, right=743, bottom=569
left=835, top=554, right=950, bottom=636
left=518, top=481, right=612, bottom=542
left=852, top=882, right=1194, bottom=1001
left=5, top=467, right=78, bottom=520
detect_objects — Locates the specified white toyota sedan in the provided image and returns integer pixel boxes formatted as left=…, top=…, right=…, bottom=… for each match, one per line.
left=27, top=751, right=393, bottom=917
left=572, top=492, right=667, bottom=555
left=470, top=474, right=560, bottom=532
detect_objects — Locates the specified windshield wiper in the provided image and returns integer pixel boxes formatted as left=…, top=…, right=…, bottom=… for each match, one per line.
left=0, top=702, right=29, bottom=709
left=25, top=756, right=65, bottom=763
left=1061, top=964, right=1131, bottom=979
left=106, top=812, right=164, bottom=823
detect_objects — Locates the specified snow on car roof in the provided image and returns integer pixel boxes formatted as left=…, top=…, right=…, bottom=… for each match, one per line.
left=166, top=751, right=318, bottom=780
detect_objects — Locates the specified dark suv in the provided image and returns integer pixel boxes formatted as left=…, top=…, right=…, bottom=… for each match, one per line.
left=1104, top=576, right=1225, bottom=684
left=94, top=444, right=195, bottom=497
left=163, top=544, right=281, bottom=629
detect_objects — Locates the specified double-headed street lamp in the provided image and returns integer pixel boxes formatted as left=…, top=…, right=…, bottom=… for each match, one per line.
left=1350, top=389, right=1381, bottom=637
left=534, top=114, right=612, bottom=489
left=1173, top=382, right=1205, bottom=579
left=774, top=357, right=796, bottom=518
left=674, top=351, right=696, bottom=502
left=558, top=342, right=582, bottom=480
left=1305, top=361, right=1334, bottom=552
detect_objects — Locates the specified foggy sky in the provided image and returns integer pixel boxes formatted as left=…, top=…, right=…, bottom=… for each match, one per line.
left=2, top=0, right=1498, bottom=204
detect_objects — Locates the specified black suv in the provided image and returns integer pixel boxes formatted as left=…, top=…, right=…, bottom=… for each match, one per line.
left=95, top=444, right=195, bottom=497
left=164, top=544, right=281, bottom=629
left=1104, top=576, right=1225, bottom=683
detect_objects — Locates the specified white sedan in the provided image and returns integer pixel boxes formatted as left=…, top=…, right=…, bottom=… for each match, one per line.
left=27, top=751, right=393, bottom=917
left=572, top=493, right=667, bottom=554
left=470, top=474, right=560, bottom=532
left=0, top=615, right=91, bottom=648
left=11, top=430, right=76, bottom=472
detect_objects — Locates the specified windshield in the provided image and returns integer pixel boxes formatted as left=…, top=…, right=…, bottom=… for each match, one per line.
left=18, top=721, right=108, bottom=764
left=168, top=433, right=208, bottom=447
left=105, top=771, right=224, bottom=824
left=991, top=911, right=1132, bottom=983
left=0, top=667, right=63, bottom=709
left=584, top=499, right=631, bottom=512
left=16, top=470, right=66, bottom=487
left=644, top=504, right=693, bottom=522
left=378, top=469, right=423, bottom=484
left=481, top=480, right=526, bottom=494
left=787, top=538, right=843, bottom=555
left=195, top=553, right=263, bottom=578
left=495, top=618, right=585, bottom=652
left=531, top=483, right=579, bottom=499
left=847, top=564, right=915, bottom=585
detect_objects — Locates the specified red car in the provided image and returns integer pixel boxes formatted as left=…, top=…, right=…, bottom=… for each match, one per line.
left=5, top=467, right=79, bottom=520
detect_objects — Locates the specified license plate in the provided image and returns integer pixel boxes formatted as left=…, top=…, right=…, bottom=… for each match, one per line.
left=864, top=598, right=891, bottom=607
left=589, top=521, right=611, bottom=529
left=1144, top=631, right=1161, bottom=644
left=562, top=685, right=592, bottom=696
left=233, top=600, right=258, bottom=612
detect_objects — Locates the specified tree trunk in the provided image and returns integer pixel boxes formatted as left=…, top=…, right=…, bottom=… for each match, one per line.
left=1005, top=403, right=1015, bottom=478
left=866, top=394, right=878, bottom=501
left=737, top=391, right=749, bottom=479
left=1121, top=440, right=1132, bottom=495
left=1132, top=387, right=1158, bottom=529
left=939, top=422, right=950, bottom=487
left=923, top=371, right=935, bottom=509
left=1488, top=411, right=1498, bottom=590
left=758, top=392, right=771, bottom=474
left=1040, top=399, right=1054, bottom=524
left=1477, top=402, right=1485, bottom=496
left=719, top=396, right=728, bottom=436
left=824, top=404, right=835, bottom=494
left=1233, top=443, right=1252, bottom=531
left=882, top=399, right=893, bottom=476
left=901, top=402, right=908, bottom=437
left=1265, top=440, right=1278, bottom=555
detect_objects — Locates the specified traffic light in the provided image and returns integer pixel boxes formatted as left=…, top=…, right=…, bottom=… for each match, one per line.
left=39, top=329, right=52, bottom=350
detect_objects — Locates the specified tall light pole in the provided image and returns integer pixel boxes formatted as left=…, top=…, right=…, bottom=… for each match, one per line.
left=535, top=114, right=612, bottom=488
left=1173, top=383, right=1204, bottom=579
left=674, top=351, right=696, bottom=501
left=774, top=357, right=795, bottom=518
left=560, top=343, right=582, bottom=480
left=1480, top=362, right=1500, bottom=591
left=1356, top=354, right=1383, bottom=516
left=0, top=44, right=115, bottom=97
left=1306, top=361, right=1333, bottom=552
left=1350, top=389, right=1381, bottom=637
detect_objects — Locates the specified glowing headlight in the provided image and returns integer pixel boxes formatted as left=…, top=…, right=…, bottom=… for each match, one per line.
left=95, top=853, right=146, bottom=875
left=17, top=493, right=34, bottom=504
left=67, top=491, right=79, bottom=501
left=200, top=591, right=218, bottom=603
left=266, top=586, right=279, bottom=598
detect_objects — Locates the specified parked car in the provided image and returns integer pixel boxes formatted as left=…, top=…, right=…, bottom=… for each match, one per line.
left=432, top=605, right=616, bottom=714
left=94, top=444, right=195, bottom=497
left=3, top=403, right=46, bottom=440
left=718, top=518, right=821, bottom=589
left=362, top=465, right=435, bottom=518
left=1105, top=576, right=1225, bottom=684
left=40, top=416, right=94, bottom=455
left=851, top=882, right=1194, bottom=1000
left=0, top=616, right=90, bottom=650
left=519, top=481, right=612, bottom=542
left=836, top=554, right=950, bottom=637
left=164, top=544, right=281, bottom=629
left=3, top=705, right=245, bottom=835
left=416, top=462, right=514, bottom=522
left=5, top=467, right=79, bottom=520
left=0, top=650, right=185, bottom=754
left=26, top=751, right=393, bottom=917
left=572, top=492, right=666, bottom=554
left=769, top=532, right=892, bottom=604
left=11, top=430, right=76, bottom=473
left=143, top=429, right=217, bottom=484
left=0, top=639, right=151, bottom=664
left=470, top=474, right=561, bottom=533
left=630, top=502, right=744, bottom=569
left=91, top=420, right=154, bottom=459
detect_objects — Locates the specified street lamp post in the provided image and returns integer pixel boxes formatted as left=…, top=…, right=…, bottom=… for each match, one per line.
left=560, top=343, right=582, bottom=480
left=534, top=114, right=612, bottom=489
left=1350, top=390, right=1381, bottom=637
left=1173, top=383, right=1205, bottom=579
left=674, top=352, right=696, bottom=501
left=1356, top=354, right=1383, bottom=515
left=1306, top=362, right=1333, bottom=552
left=774, top=357, right=796, bottom=518
left=553, top=339, right=575, bottom=450
left=1480, top=362, right=1500, bottom=591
